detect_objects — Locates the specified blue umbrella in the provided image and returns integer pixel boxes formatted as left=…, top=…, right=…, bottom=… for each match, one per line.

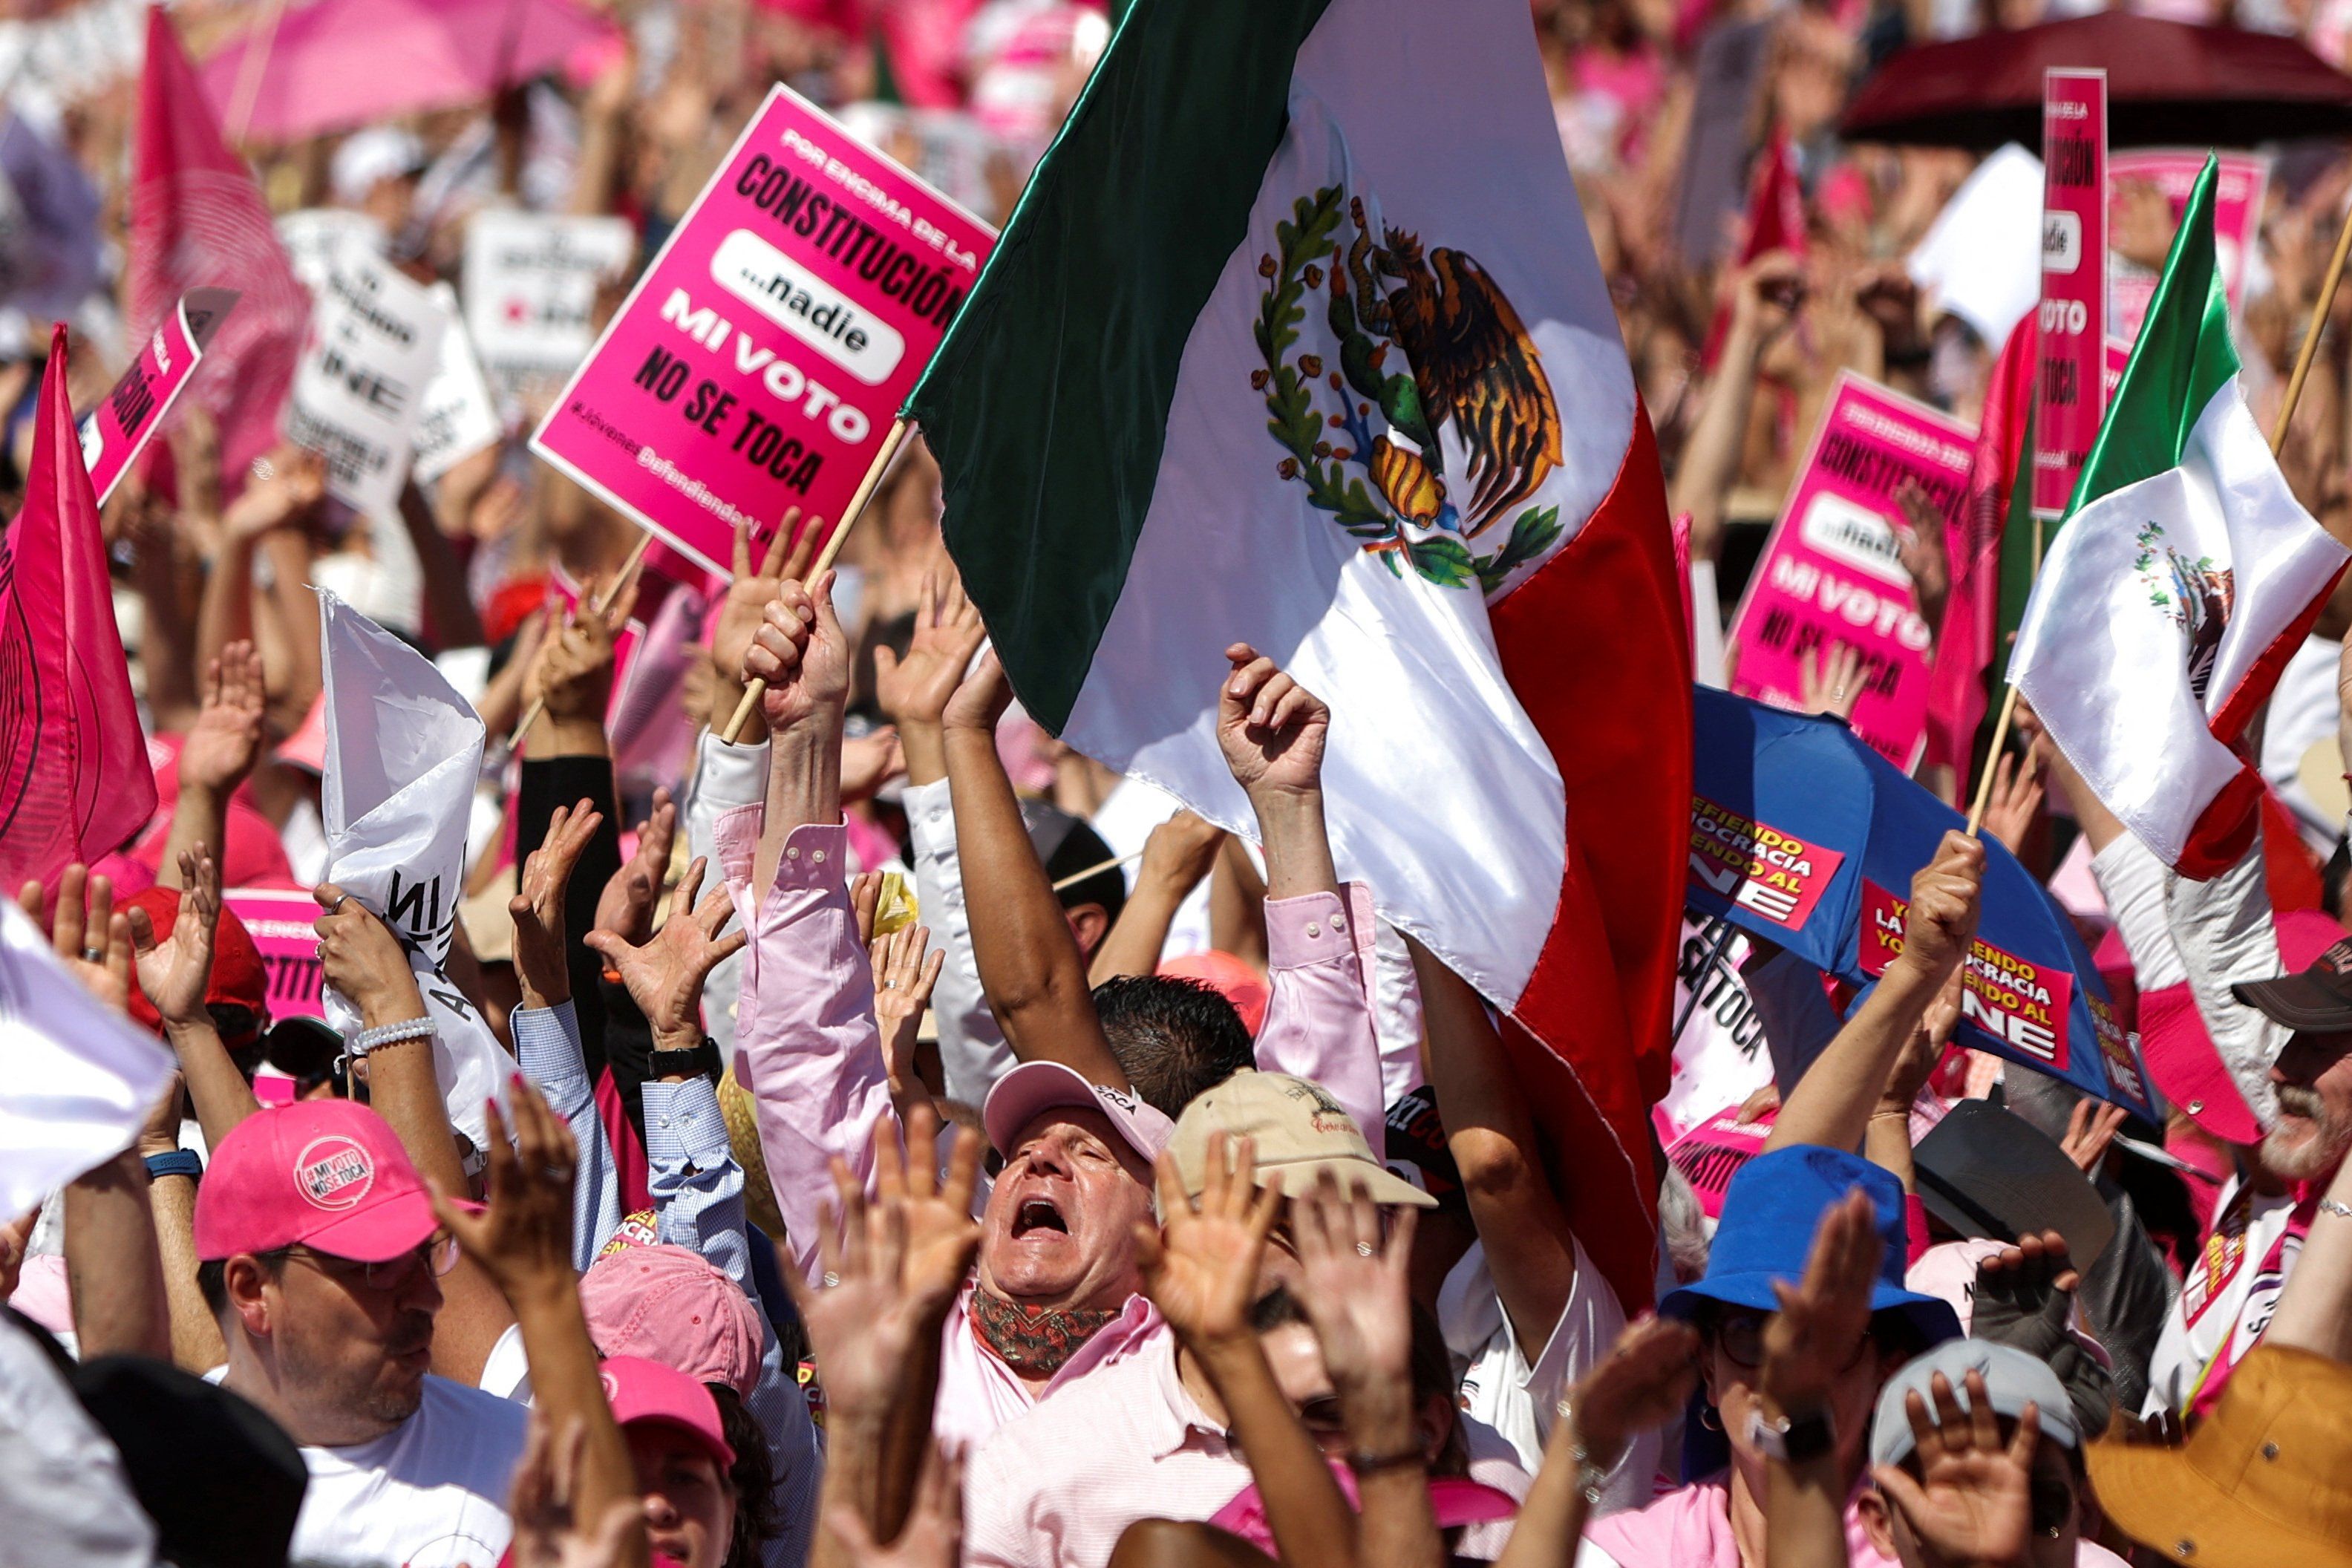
left=1687, top=686, right=2157, bottom=1117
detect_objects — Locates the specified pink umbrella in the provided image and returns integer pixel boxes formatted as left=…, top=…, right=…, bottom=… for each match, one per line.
left=200, top=0, right=619, bottom=144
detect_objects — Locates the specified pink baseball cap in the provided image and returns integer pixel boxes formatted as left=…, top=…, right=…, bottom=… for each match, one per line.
left=194, top=1100, right=440, bottom=1263
left=581, top=1244, right=765, bottom=1398
left=982, top=1061, right=1174, bottom=1163
left=600, top=1355, right=734, bottom=1469
left=2140, top=908, right=2348, bottom=1145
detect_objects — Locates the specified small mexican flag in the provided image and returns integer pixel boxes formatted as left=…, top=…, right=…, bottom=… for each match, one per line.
left=908, top=0, right=1688, bottom=1310
left=2012, top=158, right=2350, bottom=877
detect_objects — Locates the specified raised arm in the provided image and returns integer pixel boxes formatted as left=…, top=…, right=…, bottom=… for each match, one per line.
left=1765, top=829, right=1982, bottom=1155
left=126, top=847, right=261, bottom=1149
left=313, top=885, right=516, bottom=1382
left=1087, top=810, right=1224, bottom=986
left=731, top=570, right=897, bottom=1281
left=1220, top=647, right=1385, bottom=1155
left=157, top=643, right=265, bottom=892
left=1673, top=252, right=1802, bottom=564
left=938, top=649, right=1128, bottom=1091
left=1760, top=1190, right=1884, bottom=1568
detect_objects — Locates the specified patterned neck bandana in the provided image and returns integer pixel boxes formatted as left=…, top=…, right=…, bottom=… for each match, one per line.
left=970, top=1288, right=1120, bottom=1377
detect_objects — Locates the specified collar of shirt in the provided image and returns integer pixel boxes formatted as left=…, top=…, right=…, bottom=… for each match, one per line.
left=955, top=1280, right=1168, bottom=1398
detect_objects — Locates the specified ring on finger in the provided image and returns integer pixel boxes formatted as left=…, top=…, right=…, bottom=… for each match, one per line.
left=1355, top=1241, right=1375, bottom=1258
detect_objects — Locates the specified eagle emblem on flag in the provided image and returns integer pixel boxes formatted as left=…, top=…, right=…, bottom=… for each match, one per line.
left=2133, top=520, right=2233, bottom=700
left=1250, top=183, right=1567, bottom=595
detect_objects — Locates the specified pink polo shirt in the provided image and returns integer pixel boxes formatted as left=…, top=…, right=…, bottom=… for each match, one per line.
left=719, top=803, right=1387, bottom=1454
left=963, top=1323, right=1531, bottom=1568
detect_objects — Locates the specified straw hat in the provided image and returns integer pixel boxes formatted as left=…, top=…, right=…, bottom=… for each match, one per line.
left=2088, top=1345, right=2352, bottom=1568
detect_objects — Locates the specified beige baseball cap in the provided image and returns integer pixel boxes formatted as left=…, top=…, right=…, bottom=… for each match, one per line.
left=1170, top=1070, right=1435, bottom=1209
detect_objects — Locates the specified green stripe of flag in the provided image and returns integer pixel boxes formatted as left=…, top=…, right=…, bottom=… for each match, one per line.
left=2068, top=157, right=2235, bottom=517
left=905, top=0, right=1336, bottom=730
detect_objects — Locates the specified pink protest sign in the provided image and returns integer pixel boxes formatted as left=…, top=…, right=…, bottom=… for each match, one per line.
left=2110, top=151, right=2267, bottom=345
left=77, top=287, right=238, bottom=505
left=1725, top=372, right=1973, bottom=768
left=531, top=84, right=995, bottom=578
left=227, top=887, right=328, bottom=1022
left=2033, top=69, right=2106, bottom=520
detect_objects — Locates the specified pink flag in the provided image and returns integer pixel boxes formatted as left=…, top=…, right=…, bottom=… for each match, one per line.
left=0, top=329, right=160, bottom=892
left=1924, top=313, right=2036, bottom=793
left=1700, top=132, right=1807, bottom=369
left=128, top=5, right=307, bottom=483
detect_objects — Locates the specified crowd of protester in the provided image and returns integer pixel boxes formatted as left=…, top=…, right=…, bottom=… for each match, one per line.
left=8, top=0, right=2352, bottom=1566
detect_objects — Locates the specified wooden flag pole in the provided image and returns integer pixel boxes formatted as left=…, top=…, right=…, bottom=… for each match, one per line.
left=506, top=529, right=653, bottom=751
left=719, top=417, right=912, bottom=745
left=1967, top=197, right=2352, bottom=837
left=1051, top=849, right=1144, bottom=893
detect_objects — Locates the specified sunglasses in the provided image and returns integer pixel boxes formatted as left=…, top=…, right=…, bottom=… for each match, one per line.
left=1713, top=1309, right=1869, bottom=1373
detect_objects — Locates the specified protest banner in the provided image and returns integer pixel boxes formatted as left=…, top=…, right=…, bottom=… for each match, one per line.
left=226, top=887, right=330, bottom=1022
left=2032, top=68, right=2106, bottom=520
left=1686, top=794, right=1848, bottom=931
left=76, top=287, right=238, bottom=506
left=276, top=206, right=387, bottom=295
left=463, top=210, right=636, bottom=372
left=2109, top=151, right=2267, bottom=345
left=1725, top=371, right=1973, bottom=767
left=531, top=82, right=997, bottom=578
left=286, top=250, right=451, bottom=516
left=412, top=281, right=502, bottom=483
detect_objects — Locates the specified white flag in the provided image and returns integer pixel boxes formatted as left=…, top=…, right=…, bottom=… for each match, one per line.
left=319, top=590, right=506, bottom=1145
left=0, top=900, right=176, bottom=1221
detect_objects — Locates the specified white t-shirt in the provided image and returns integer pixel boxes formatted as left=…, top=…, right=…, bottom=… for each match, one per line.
left=281, top=1372, right=529, bottom=1567
left=1441, top=1236, right=1655, bottom=1515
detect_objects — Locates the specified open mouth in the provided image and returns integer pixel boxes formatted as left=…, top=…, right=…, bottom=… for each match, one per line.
left=1013, top=1196, right=1070, bottom=1238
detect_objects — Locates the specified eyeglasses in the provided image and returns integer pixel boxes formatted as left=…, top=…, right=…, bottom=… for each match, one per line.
left=1712, top=1309, right=1869, bottom=1373
left=289, top=1233, right=460, bottom=1290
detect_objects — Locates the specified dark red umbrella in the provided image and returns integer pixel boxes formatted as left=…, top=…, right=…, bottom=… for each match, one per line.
left=1840, top=12, right=2352, bottom=149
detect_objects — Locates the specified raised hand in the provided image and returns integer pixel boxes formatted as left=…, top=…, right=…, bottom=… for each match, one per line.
left=745, top=569, right=851, bottom=734
left=1137, top=1131, right=1281, bottom=1348
left=1970, top=1231, right=2080, bottom=1356
left=1800, top=642, right=1865, bottom=721
left=1758, top=1188, right=1883, bottom=1418
left=512, top=800, right=605, bottom=1010
left=712, top=512, right=819, bottom=698
left=1872, top=1371, right=2038, bottom=1568
left=592, top=788, right=674, bottom=949
left=433, top=1077, right=579, bottom=1304
left=1291, top=1170, right=1418, bottom=1407
left=2060, top=1100, right=2127, bottom=1177
left=222, top=446, right=326, bottom=544
left=1217, top=643, right=1330, bottom=801
left=871, top=923, right=945, bottom=1095
left=824, top=1440, right=963, bottom=1568
left=1895, top=481, right=1950, bottom=631
left=843, top=727, right=906, bottom=803
left=508, top=1408, right=647, bottom=1568
left=1137, top=810, right=1225, bottom=902
left=23, top=864, right=131, bottom=1013
left=938, top=646, right=1012, bottom=735
left=313, top=882, right=427, bottom=1026
left=1560, top=1314, right=1702, bottom=1471
left=1895, top=831, right=1984, bottom=992
left=584, top=858, right=745, bottom=1051
left=530, top=572, right=641, bottom=727
left=178, top=641, right=267, bottom=796
left=873, top=1101, right=984, bottom=1310
left=127, top=847, right=222, bottom=1027
left=1979, top=748, right=2043, bottom=858
left=873, top=570, right=988, bottom=748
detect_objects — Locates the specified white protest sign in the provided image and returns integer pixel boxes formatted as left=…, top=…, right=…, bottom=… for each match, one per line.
left=276, top=207, right=388, bottom=296
left=318, top=591, right=507, bottom=1145
left=287, top=252, right=450, bottom=516
left=463, top=209, right=634, bottom=370
left=412, top=281, right=502, bottom=482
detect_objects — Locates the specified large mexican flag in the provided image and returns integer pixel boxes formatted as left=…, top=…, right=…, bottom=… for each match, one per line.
left=908, top=0, right=1688, bottom=1309
left=2012, top=160, right=2350, bottom=877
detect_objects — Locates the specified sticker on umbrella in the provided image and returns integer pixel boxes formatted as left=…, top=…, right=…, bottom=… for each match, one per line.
left=1858, top=878, right=2074, bottom=1066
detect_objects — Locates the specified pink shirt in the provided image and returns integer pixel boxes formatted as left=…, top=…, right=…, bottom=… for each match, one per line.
left=719, top=803, right=1386, bottom=1453
left=964, top=1324, right=1529, bottom=1568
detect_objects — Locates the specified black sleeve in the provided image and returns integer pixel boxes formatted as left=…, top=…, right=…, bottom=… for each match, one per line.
left=517, top=754, right=624, bottom=1087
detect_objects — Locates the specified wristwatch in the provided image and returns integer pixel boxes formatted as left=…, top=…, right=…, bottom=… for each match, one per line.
left=648, top=1034, right=722, bottom=1082
left=1748, top=1405, right=1836, bottom=1465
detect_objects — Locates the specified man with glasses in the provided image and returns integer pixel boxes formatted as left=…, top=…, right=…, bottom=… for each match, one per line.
left=194, top=1098, right=528, bottom=1567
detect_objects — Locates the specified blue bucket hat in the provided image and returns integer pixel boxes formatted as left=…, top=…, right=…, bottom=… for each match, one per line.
left=1659, top=1145, right=1961, bottom=1348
